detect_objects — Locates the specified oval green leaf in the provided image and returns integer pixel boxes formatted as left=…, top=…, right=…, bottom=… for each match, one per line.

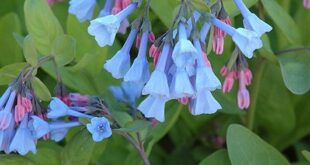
left=227, top=124, right=290, bottom=165
left=32, top=77, right=52, bottom=101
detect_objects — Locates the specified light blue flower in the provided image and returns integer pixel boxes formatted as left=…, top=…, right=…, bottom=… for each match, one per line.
left=88, top=3, right=137, bottom=47
left=98, top=0, right=113, bottom=17
left=109, top=86, right=126, bottom=102
left=48, top=97, right=93, bottom=119
left=69, top=0, right=96, bottom=22
left=190, top=90, right=221, bottom=115
left=86, top=117, right=112, bottom=142
left=172, top=23, right=198, bottom=67
left=9, top=114, right=36, bottom=155
left=0, top=87, right=12, bottom=108
left=124, top=31, right=150, bottom=84
left=121, top=81, right=144, bottom=103
left=29, top=116, right=49, bottom=139
left=193, top=39, right=221, bottom=91
left=0, top=119, right=15, bottom=154
left=0, top=91, right=16, bottom=130
left=234, top=0, right=272, bottom=36
left=170, top=67, right=194, bottom=99
left=104, top=29, right=138, bottom=79
left=211, top=16, right=262, bottom=58
left=186, top=11, right=201, bottom=37
left=49, top=121, right=81, bottom=142
left=138, top=95, right=167, bottom=122
left=142, top=44, right=171, bottom=98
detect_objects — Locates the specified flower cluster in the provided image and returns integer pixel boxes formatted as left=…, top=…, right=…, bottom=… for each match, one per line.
left=220, top=48, right=253, bottom=109
left=67, top=0, right=272, bottom=122
left=0, top=67, right=112, bottom=155
left=0, top=68, right=49, bottom=155
left=305, top=0, right=310, bottom=8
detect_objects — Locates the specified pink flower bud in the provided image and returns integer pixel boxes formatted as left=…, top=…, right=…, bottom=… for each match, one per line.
left=212, top=37, right=224, bottom=55
left=122, top=0, right=132, bottom=9
left=222, top=72, right=234, bottom=93
left=202, top=51, right=212, bottom=68
left=150, top=118, right=159, bottom=128
left=244, top=68, right=253, bottom=85
left=148, top=32, right=155, bottom=43
left=220, top=66, right=228, bottom=76
left=237, top=88, right=250, bottom=109
left=112, top=7, right=122, bottom=15
left=178, top=97, right=189, bottom=105
left=304, top=0, right=310, bottom=8
left=135, top=34, right=141, bottom=49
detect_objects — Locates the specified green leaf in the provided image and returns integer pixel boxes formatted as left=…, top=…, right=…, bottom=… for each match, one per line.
left=0, top=62, right=26, bottom=85
left=199, top=149, right=231, bottom=165
left=0, top=13, right=23, bottom=67
left=52, top=34, right=76, bottom=66
left=13, top=32, right=24, bottom=48
left=227, top=124, right=290, bottom=165
left=0, top=155, right=34, bottom=165
left=24, top=0, right=64, bottom=55
left=32, top=77, right=52, bottom=101
left=302, top=150, right=310, bottom=162
left=150, top=0, right=179, bottom=27
left=115, top=120, right=151, bottom=133
left=26, top=141, right=62, bottom=165
left=278, top=52, right=310, bottom=95
left=255, top=64, right=295, bottom=146
left=23, top=35, right=38, bottom=66
left=261, top=0, right=301, bottom=44
left=61, top=129, right=96, bottom=165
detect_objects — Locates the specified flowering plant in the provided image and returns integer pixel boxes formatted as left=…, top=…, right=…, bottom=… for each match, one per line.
left=0, top=0, right=309, bottom=164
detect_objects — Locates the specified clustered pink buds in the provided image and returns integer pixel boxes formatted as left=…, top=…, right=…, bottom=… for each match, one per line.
left=14, top=95, right=32, bottom=123
left=220, top=49, right=253, bottom=110
left=112, top=0, right=132, bottom=34
left=212, top=18, right=232, bottom=55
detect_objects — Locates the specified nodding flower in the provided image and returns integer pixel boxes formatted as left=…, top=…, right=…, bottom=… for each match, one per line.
left=104, top=28, right=138, bottom=79
left=233, top=0, right=272, bottom=36
left=88, top=3, right=138, bottom=47
left=69, top=0, right=96, bottom=22
left=211, top=16, right=262, bottom=58
left=124, top=31, right=150, bottom=84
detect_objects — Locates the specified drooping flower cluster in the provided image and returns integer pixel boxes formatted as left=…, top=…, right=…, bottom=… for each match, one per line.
left=220, top=48, right=253, bottom=109
left=67, top=0, right=272, bottom=121
left=0, top=70, right=49, bottom=155
left=47, top=93, right=112, bottom=142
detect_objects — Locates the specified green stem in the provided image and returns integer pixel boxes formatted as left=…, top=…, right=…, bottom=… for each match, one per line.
left=246, top=57, right=266, bottom=130
left=275, top=46, right=310, bottom=55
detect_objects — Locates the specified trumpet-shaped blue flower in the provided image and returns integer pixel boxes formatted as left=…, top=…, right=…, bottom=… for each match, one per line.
left=190, top=90, right=221, bottom=115
left=49, top=121, right=81, bottom=142
left=172, top=23, right=198, bottom=67
left=88, top=3, right=137, bottom=47
left=0, top=91, right=16, bottom=130
left=211, top=17, right=262, bottom=58
left=143, top=44, right=171, bottom=98
left=29, top=116, right=49, bottom=139
left=138, top=95, right=167, bottom=122
left=0, top=119, right=15, bottom=154
left=48, top=97, right=93, bottom=119
left=104, top=29, right=138, bottom=79
left=69, top=0, right=96, bottom=22
left=194, top=39, right=221, bottom=91
left=87, top=117, right=112, bottom=142
left=9, top=114, right=36, bottom=155
left=124, top=31, right=150, bottom=84
left=234, top=0, right=272, bottom=36
left=170, top=67, right=194, bottom=99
